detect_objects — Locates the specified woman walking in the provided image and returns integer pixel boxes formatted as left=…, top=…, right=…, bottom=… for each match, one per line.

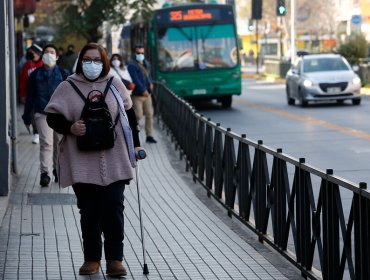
left=45, top=43, right=143, bottom=277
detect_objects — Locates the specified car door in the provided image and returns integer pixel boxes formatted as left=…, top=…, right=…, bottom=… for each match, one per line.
left=288, top=60, right=302, bottom=98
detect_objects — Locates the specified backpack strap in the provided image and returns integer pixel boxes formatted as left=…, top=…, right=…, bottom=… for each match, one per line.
left=67, top=79, right=86, bottom=102
left=67, top=77, right=119, bottom=124
left=103, top=77, right=114, bottom=96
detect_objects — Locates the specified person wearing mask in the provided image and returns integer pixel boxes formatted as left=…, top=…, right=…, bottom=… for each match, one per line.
left=109, top=53, right=135, bottom=95
left=127, top=45, right=157, bottom=143
left=64, top=44, right=79, bottom=73
left=19, top=44, right=44, bottom=144
left=22, top=44, right=69, bottom=187
left=44, top=43, right=144, bottom=277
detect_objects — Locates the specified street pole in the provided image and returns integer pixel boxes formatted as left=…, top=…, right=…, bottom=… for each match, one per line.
left=290, top=0, right=296, bottom=63
left=8, top=0, right=18, bottom=174
left=0, top=0, right=10, bottom=196
left=255, top=19, right=259, bottom=74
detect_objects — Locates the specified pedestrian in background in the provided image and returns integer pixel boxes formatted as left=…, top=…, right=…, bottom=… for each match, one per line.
left=19, top=44, right=44, bottom=144
left=128, top=45, right=157, bottom=143
left=63, top=44, right=79, bottom=73
left=45, top=43, right=143, bottom=277
left=109, top=53, right=135, bottom=95
left=22, top=44, right=69, bottom=187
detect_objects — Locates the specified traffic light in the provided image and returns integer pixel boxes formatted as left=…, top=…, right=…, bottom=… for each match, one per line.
left=252, top=0, right=262, bottom=20
left=276, top=0, right=286, bottom=16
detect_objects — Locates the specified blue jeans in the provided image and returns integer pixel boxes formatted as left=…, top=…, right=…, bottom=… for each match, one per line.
left=73, top=181, right=126, bottom=261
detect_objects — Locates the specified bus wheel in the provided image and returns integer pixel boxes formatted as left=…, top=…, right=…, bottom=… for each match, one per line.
left=220, top=96, right=232, bottom=108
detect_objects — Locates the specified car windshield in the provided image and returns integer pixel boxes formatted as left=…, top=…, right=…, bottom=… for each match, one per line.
left=157, top=24, right=238, bottom=72
left=303, top=57, right=350, bottom=73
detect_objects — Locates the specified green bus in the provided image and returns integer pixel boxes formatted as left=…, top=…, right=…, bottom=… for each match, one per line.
left=121, top=3, right=241, bottom=107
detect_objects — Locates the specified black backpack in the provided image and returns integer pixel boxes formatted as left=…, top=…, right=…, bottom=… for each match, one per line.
left=67, top=77, right=119, bottom=151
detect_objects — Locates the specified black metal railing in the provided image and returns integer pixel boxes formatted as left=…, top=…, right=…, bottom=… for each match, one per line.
left=153, top=83, right=370, bottom=280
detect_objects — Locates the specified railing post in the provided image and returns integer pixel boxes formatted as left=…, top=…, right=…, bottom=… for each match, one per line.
left=236, top=134, right=252, bottom=220
left=272, top=148, right=287, bottom=249
left=322, top=169, right=339, bottom=280
left=205, top=119, right=213, bottom=193
left=213, top=123, right=223, bottom=199
left=224, top=128, right=236, bottom=212
left=252, top=140, right=269, bottom=242
left=197, top=117, right=205, bottom=181
left=296, top=158, right=312, bottom=275
left=355, top=182, right=370, bottom=280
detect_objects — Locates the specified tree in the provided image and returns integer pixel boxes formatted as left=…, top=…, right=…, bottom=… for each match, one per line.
left=338, top=33, right=368, bottom=65
left=59, top=0, right=157, bottom=43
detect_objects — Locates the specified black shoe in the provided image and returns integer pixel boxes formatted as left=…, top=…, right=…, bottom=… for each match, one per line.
left=146, top=136, right=157, bottom=143
left=40, top=173, right=51, bottom=187
left=53, top=169, right=58, bottom=183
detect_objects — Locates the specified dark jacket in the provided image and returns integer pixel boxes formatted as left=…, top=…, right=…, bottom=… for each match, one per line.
left=127, top=60, right=152, bottom=97
left=22, top=66, right=69, bottom=125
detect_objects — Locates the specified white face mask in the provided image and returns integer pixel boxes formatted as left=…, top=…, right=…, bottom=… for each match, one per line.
left=82, top=62, right=103, bottom=80
left=112, top=60, right=121, bottom=68
left=135, top=54, right=145, bottom=62
left=42, top=53, right=57, bottom=67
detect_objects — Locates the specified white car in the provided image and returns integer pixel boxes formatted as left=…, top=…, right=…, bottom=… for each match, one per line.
left=285, top=54, right=362, bottom=106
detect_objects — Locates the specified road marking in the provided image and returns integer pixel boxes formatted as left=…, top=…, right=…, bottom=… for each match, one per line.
left=235, top=99, right=370, bottom=141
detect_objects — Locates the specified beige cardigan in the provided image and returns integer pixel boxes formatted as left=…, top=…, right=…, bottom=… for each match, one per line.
left=45, top=73, right=134, bottom=188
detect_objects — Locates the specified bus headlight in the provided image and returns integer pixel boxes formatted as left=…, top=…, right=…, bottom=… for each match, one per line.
left=232, top=73, right=240, bottom=80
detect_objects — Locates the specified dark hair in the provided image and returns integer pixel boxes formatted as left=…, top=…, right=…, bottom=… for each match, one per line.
left=75, top=43, right=110, bottom=77
left=133, top=44, right=144, bottom=53
left=28, top=44, right=43, bottom=56
left=42, top=44, right=59, bottom=56
left=110, top=53, right=123, bottom=69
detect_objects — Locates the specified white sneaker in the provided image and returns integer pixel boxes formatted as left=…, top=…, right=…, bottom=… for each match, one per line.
left=32, top=134, right=39, bottom=144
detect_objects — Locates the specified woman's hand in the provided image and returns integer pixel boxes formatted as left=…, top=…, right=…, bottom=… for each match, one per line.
left=135, top=147, right=147, bottom=160
left=70, top=120, right=86, bottom=136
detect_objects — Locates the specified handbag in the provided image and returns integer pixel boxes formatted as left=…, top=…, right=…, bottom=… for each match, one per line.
left=113, top=67, right=135, bottom=90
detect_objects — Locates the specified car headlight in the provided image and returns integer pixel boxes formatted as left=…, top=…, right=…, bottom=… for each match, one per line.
left=352, top=77, right=361, bottom=85
left=303, top=79, right=313, bottom=87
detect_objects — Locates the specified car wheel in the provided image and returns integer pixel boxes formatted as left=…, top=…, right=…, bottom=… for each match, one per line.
left=286, top=86, right=295, bottom=105
left=299, top=89, right=308, bottom=107
left=220, top=96, right=232, bottom=108
left=352, top=98, right=361, bottom=105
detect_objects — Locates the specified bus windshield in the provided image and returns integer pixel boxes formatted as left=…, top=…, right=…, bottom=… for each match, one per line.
left=157, top=24, right=238, bottom=72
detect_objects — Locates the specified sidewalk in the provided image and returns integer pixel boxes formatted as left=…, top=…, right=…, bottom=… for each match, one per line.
left=0, top=112, right=300, bottom=279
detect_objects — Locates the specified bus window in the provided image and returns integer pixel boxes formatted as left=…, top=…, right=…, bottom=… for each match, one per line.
left=197, top=24, right=237, bottom=69
left=157, top=24, right=237, bottom=72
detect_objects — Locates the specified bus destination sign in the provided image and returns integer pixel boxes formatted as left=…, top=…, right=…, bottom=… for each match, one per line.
left=170, top=9, right=213, bottom=21
left=156, top=7, right=226, bottom=25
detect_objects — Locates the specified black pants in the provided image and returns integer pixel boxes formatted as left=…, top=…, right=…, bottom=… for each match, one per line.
left=73, top=181, right=125, bottom=261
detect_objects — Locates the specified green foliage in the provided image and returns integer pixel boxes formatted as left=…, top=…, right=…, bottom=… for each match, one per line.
left=59, top=0, right=157, bottom=42
left=129, top=0, right=157, bottom=23
left=338, top=33, right=368, bottom=65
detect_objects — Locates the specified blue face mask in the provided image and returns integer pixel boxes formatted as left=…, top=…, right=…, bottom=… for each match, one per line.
left=135, top=54, right=145, bottom=62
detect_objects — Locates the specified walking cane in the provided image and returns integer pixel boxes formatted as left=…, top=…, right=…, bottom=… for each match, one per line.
left=136, top=149, right=149, bottom=274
